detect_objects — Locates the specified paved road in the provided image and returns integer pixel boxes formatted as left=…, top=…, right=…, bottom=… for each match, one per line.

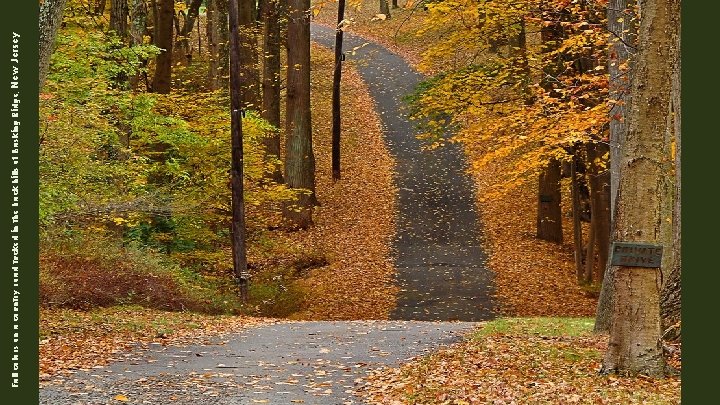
left=311, top=25, right=496, bottom=321
left=40, top=321, right=474, bottom=404
left=39, top=27, right=497, bottom=405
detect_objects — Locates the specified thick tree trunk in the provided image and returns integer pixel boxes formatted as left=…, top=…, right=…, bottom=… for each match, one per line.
left=175, top=0, right=203, bottom=59
left=595, top=0, right=637, bottom=333
left=379, top=0, right=391, bottom=19
left=110, top=0, right=129, bottom=40
left=261, top=0, right=284, bottom=183
left=536, top=159, right=562, bottom=243
left=660, top=7, right=681, bottom=342
left=601, top=0, right=678, bottom=377
left=39, top=0, right=68, bottom=91
left=207, top=0, right=230, bottom=90
left=331, top=0, right=346, bottom=181
left=151, top=0, right=174, bottom=93
left=284, top=0, right=316, bottom=228
left=229, top=0, right=250, bottom=302
left=239, top=0, right=261, bottom=109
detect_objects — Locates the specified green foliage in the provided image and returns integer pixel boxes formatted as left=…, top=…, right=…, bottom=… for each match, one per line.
left=472, top=317, right=595, bottom=339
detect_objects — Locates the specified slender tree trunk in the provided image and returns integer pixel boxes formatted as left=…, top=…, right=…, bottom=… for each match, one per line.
left=284, top=0, right=317, bottom=228
left=239, top=0, right=261, bottom=109
left=261, top=0, right=284, bottom=182
left=570, top=149, right=584, bottom=280
left=536, top=159, right=562, bottom=243
left=595, top=0, right=637, bottom=333
left=331, top=0, right=346, bottom=181
left=587, top=141, right=611, bottom=282
left=110, top=0, right=129, bottom=40
left=128, top=0, right=148, bottom=89
left=229, top=0, right=250, bottom=302
left=601, top=0, right=678, bottom=377
left=584, top=204, right=596, bottom=284
left=39, top=0, right=68, bottom=92
left=391, top=0, right=399, bottom=8
left=95, top=0, right=108, bottom=15
left=207, top=0, right=230, bottom=90
left=152, top=0, right=174, bottom=93
left=175, top=0, right=203, bottom=59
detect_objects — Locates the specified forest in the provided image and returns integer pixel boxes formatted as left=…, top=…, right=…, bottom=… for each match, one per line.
left=37, top=0, right=681, bottom=403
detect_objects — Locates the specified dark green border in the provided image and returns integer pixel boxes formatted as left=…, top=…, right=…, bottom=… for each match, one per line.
left=4, top=1, right=39, bottom=403
left=683, top=0, right=716, bottom=403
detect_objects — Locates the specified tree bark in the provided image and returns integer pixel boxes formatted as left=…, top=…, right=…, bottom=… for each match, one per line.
left=587, top=141, right=611, bottom=282
left=207, top=0, right=230, bottom=90
left=660, top=5, right=681, bottom=342
left=261, top=0, right=284, bottom=183
left=229, top=0, right=250, bottom=302
left=284, top=0, right=317, bottom=228
left=570, top=149, right=584, bottom=280
left=595, top=0, right=637, bottom=333
left=175, top=0, right=203, bottom=59
left=238, top=0, right=261, bottom=109
left=536, top=159, right=562, bottom=243
left=601, top=0, right=678, bottom=377
left=110, top=0, right=129, bottom=40
left=331, top=0, right=346, bottom=181
left=391, top=0, right=399, bottom=9
left=39, top=0, right=68, bottom=92
left=151, top=0, right=174, bottom=93
left=379, top=0, right=391, bottom=19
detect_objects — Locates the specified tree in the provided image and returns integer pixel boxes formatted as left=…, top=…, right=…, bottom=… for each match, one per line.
left=151, top=0, right=175, bottom=93
left=175, top=0, right=203, bottom=60
left=228, top=0, right=250, bottom=301
left=536, top=159, right=562, bottom=243
left=110, top=0, right=129, bottom=40
left=39, top=0, right=68, bottom=91
left=331, top=0, right=346, bottom=181
left=595, top=0, right=637, bottom=333
left=284, top=0, right=317, bottom=228
left=261, top=0, right=285, bottom=183
left=207, top=0, right=230, bottom=90
left=238, top=0, right=261, bottom=108
left=601, top=0, right=679, bottom=377
left=379, top=0, right=391, bottom=19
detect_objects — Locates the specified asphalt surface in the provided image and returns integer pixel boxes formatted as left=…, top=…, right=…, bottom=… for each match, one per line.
left=40, top=321, right=474, bottom=404
left=311, top=25, right=496, bottom=321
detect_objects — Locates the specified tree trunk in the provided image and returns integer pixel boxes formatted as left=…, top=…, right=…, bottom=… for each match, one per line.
left=601, top=0, right=679, bottom=377
left=379, top=0, right=391, bottom=19
left=570, top=149, right=584, bottom=280
left=238, top=0, right=261, bottom=109
left=261, top=0, right=284, bottom=183
left=331, top=0, right=346, bottom=181
left=39, top=0, right=68, bottom=92
left=660, top=6, right=681, bottom=342
left=229, top=0, right=250, bottom=302
left=587, top=141, right=611, bottom=282
left=95, top=0, right=108, bottom=15
left=595, top=0, right=637, bottom=333
left=128, top=0, right=148, bottom=89
left=207, top=0, right=230, bottom=90
left=175, top=0, right=203, bottom=60
left=391, top=0, right=398, bottom=9
left=284, top=0, right=316, bottom=228
left=151, top=0, right=174, bottom=93
left=110, top=0, right=129, bottom=40
left=584, top=204, right=595, bottom=285
left=536, top=159, right=562, bottom=243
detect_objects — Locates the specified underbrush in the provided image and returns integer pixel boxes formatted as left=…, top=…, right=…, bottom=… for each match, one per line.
left=39, top=229, right=244, bottom=314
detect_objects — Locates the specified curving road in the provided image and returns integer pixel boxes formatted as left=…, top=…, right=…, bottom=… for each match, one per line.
left=311, top=25, right=497, bottom=322
left=39, top=27, right=496, bottom=405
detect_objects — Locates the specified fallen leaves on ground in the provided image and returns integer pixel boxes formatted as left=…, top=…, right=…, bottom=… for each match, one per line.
left=289, top=44, right=399, bottom=320
left=39, top=306, right=273, bottom=381
left=361, top=318, right=681, bottom=404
